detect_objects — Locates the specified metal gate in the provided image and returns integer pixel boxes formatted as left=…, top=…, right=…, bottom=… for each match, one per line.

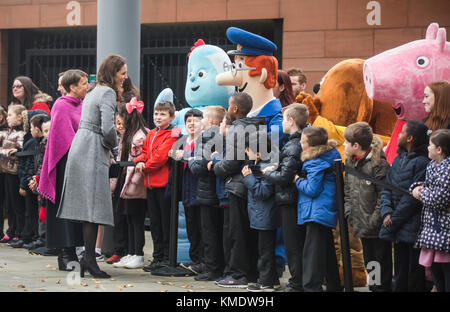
left=8, top=19, right=282, bottom=126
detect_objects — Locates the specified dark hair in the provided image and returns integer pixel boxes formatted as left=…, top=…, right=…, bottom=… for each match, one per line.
left=155, top=101, right=176, bottom=116
left=425, top=80, right=450, bottom=131
left=122, top=77, right=141, bottom=102
left=230, top=92, right=253, bottom=116
left=12, top=76, right=40, bottom=109
left=184, top=108, right=203, bottom=122
left=61, top=69, right=88, bottom=93
left=405, top=121, right=429, bottom=150
left=118, top=102, right=148, bottom=162
left=430, top=129, right=450, bottom=158
left=30, top=114, right=51, bottom=131
left=96, top=54, right=127, bottom=100
left=282, top=103, right=309, bottom=129
left=302, top=126, right=328, bottom=146
left=245, top=130, right=271, bottom=154
left=344, top=122, right=373, bottom=150
left=277, top=70, right=295, bottom=108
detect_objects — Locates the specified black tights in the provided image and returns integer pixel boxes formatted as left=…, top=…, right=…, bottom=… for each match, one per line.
left=82, top=222, right=99, bottom=267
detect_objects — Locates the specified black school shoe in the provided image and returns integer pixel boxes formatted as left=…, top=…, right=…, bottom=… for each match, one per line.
left=23, top=239, right=45, bottom=250
left=194, top=271, right=222, bottom=282
left=10, top=239, right=30, bottom=248
left=142, top=260, right=169, bottom=272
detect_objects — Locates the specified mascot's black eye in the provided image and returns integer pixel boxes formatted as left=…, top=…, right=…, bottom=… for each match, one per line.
left=198, top=70, right=207, bottom=78
left=416, top=56, right=429, bottom=68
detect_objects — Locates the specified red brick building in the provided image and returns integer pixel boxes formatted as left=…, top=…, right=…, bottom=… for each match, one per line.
left=0, top=0, right=449, bottom=107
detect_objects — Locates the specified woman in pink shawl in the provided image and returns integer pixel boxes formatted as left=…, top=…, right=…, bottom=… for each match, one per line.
left=37, top=69, right=89, bottom=271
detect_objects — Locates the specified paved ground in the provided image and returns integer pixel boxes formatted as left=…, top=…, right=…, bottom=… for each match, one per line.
left=0, top=228, right=369, bottom=293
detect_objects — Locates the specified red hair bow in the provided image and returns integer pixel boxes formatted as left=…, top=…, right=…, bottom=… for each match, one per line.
left=126, top=97, right=144, bottom=114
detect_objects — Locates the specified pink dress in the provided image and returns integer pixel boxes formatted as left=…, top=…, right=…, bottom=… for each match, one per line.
left=419, top=248, right=450, bottom=267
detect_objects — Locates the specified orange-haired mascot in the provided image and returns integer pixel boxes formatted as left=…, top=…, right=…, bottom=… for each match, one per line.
left=296, top=58, right=397, bottom=287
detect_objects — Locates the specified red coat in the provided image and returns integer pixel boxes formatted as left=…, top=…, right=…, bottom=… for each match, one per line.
left=134, top=126, right=181, bottom=189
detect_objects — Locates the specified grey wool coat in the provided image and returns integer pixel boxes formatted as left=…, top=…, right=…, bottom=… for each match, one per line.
left=57, top=85, right=118, bottom=226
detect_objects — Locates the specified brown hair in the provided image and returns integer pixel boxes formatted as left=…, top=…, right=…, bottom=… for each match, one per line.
left=277, top=70, right=295, bottom=108
left=344, top=122, right=373, bottom=151
left=282, top=103, right=309, bottom=129
left=12, top=76, right=40, bottom=109
left=204, top=106, right=227, bottom=126
left=287, top=68, right=307, bottom=84
left=155, top=101, right=176, bottom=116
left=244, top=55, right=278, bottom=89
left=430, top=129, right=450, bottom=158
left=0, top=105, right=7, bottom=125
left=425, top=80, right=450, bottom=131
left=302, top=126, right=328, bottom=147
left=96, top=54, right=127, bottom=100
left=61, top=69, right=88, bottom=93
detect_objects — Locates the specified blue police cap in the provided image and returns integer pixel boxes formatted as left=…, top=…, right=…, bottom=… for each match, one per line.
left=226, top=27, right=277, bottom=57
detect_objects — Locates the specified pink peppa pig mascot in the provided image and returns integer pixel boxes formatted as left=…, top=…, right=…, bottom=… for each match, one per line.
left=364, top=23, right=450, bottom=164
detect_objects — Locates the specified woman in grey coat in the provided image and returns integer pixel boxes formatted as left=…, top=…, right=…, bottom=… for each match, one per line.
left=57, top=54, right=127, bottom=278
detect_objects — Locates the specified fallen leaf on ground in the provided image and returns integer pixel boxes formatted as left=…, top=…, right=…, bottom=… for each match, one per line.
left=187, top=289, right=195, bottom=292
left=18, top=285, right=26, bottom=288
left=126, top=284, right=134, bottom=288
left=160, top=289, right=167, bottom=292
left=110, top=278, right=115, bottom=281
left=116, top=286, right=123, bottom=291
left=168, top=282, right=174, bottom=286
left=56, top=280, right=61, bottom=284
left=46, top=264, right=52, bottom=268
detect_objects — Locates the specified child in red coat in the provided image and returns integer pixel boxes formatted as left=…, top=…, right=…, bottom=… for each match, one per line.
left=135, top=101, right=180, bottom=271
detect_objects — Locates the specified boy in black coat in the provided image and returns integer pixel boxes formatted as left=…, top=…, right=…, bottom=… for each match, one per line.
left=263, top=103, right=309, bottom=292
left=11, top=110, right=48, bottom=248
left=213, top=93, right=265, bottom=288
left=169, top=109, right=205, bottom=274
left=188, top=106, right=227, bottom=281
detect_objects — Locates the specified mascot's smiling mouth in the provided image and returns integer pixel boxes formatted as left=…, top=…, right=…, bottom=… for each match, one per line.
left=238, top=82, right=248, bottom=93
left=191, top=86, right=200, bottom=91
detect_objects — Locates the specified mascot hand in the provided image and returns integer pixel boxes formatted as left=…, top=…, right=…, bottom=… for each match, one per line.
left=296, top=91, right=320, bottom=124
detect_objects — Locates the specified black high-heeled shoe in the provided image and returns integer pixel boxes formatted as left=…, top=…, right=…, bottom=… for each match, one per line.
left=58, top=248, right=79, bottom=271
left=80, top=259, right=111, bottom=279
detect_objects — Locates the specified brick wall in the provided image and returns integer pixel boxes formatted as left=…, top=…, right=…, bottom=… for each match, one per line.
left=0, top=0, right=449, bottom=95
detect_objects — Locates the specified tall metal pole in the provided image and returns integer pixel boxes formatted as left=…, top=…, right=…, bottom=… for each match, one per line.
left=97, top=0, right=141, bottom=87
left=334, top=159, right=354, bottom=292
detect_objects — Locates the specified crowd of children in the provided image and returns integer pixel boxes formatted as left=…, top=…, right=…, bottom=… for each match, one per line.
left=1, top=72, right=449, bottom=293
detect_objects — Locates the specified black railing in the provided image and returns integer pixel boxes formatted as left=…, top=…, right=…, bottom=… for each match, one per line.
left=8, top=19, right=282, bottom=127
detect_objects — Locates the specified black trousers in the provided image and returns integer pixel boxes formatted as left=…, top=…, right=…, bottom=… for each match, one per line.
left=281, top=204, right=305, bottom=290
left=45, top=153, right=83, bottom=249
left=147, top=187, right=170, bottom=262
left=227, top=193, right=258, bottom=280
left=257, top=229, right=279, bottom=286
left=393, top=242, right=425, bottom=292
left=184, top=204, right=203, bottom=264
left=302, top=222, right=339, bottom=292
left=431, top=262, right=450, bottom=292
left=21, top=190, right=39, bottom=242
left=112, top=197, right=128, bottom=256
left=4, top=173, right=25, bottom=238
left=125, top=199, right=146, bottom=256
left=222, top=205, right=231, bottom=274
left=361, top=238, right=393, bottom=291
left=200, top=205, right=224, bottom=274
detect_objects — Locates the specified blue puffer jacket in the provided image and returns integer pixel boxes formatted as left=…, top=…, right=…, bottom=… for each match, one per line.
left=243, top=159, right=278, bottom=230
left=296, top=140, right=340, bottom=229
left=379, top=145, right=429, bottom=244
